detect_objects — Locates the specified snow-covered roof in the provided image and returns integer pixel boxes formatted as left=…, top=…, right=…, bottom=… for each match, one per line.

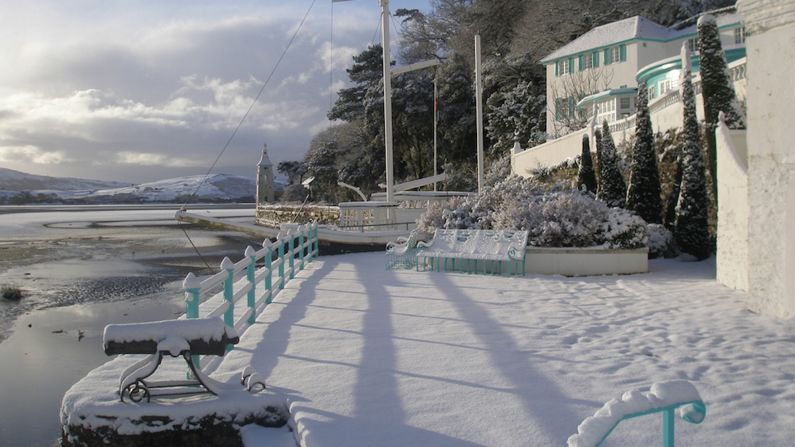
left=540, top=11, right=742, bottom=64
left=541, top=16, right=674, bottom=63
left=577, top=87, right=637, bottom=108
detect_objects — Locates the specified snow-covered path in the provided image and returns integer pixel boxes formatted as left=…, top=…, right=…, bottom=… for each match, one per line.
left=216, top=252, right=795, bottom=446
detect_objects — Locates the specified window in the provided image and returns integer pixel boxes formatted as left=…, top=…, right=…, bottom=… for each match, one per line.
left=619, top=97, right=631, bottom=110
left=610, top=46, right=620, bottom=64
left=560, top=58, right=570, bottom=74
left=555, top=98, right=562, bottom=121
left=735, top=27, right=746, bottom=44
left=687, top=38, right=697, bottom=52
left=582, top=53, right=593, bottom=70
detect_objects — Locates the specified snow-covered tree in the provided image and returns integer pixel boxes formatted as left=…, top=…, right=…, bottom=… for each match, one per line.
left=698, top=13, right=745, bottom=200
left=664, top=155, right=682, bottom=230
left=626, top=83, right=662, bottom=223
left=675, top=43, right=711, bottom=260
left=577, top=134, right=597, bottom=193
left=486, top=79, right=546, bottom=153
left=594, top=128, right=604, bottom=194
left=277, top=161, right=307, bottom=185
left=305, top=140, right=339, bottom=203
left=596, top=120, right=626, bottom=208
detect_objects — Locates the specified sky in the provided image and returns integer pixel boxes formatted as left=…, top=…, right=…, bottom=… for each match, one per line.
left=0, top=0, right=430, bottom=183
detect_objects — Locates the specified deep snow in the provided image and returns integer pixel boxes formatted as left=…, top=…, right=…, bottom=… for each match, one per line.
left=209, top=252, right=795, bottom=446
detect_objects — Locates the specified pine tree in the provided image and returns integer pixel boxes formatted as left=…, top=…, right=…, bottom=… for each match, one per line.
left=577, top=134, right=597, bottom=193
left=626, top=83, right=662, bottom=223
left=698, top=14, right=745, bottom=201
left=675, top=43, right=711, bottom=260
left=663, top=155, right=682, bottom=230
left=596, top=120, right=626, bottom=208
left=594, top=128, right=604, bottom=194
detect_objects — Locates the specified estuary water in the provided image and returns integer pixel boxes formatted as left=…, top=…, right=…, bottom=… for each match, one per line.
left=0, top=205, right=257, bottom=446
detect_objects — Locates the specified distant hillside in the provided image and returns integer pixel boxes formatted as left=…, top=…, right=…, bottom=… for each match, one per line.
left=0, top=169, right=265, bottom=204
left=70, top=174, right=257, bottom=203
left=0, top=167, right=127, bottom=191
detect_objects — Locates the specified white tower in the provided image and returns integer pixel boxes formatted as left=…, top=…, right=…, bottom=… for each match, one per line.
left=256, top=144, right=275, bottom=204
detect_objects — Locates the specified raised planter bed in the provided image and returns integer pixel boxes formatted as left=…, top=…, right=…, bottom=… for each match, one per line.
left=524, top=246, right=648, bottom=276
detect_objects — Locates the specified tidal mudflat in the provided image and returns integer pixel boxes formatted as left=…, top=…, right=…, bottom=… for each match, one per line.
left=0, top=206, right=256, bottom=446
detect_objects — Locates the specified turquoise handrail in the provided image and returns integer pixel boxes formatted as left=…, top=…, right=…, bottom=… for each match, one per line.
left=596, top=400, right=706, bottom=447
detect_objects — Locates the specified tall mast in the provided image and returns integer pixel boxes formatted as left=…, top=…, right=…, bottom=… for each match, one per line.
left=475, top=34, right=484, bottom=193
left=380, top=0, right=395, bottom=203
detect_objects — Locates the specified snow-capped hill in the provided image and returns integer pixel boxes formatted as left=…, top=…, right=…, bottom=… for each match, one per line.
left=80, top=174, right=256, bottom=202
left=0, top=167, right=127, bottom=191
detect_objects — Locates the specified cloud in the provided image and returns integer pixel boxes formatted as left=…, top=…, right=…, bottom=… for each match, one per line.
left=0, top=0, right=405, bottom=182
left=0, top=145, right=69, bottom=164
left=116, top=151, right=202, bottom=168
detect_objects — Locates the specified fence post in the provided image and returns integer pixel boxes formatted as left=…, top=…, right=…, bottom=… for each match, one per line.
left=245, top=246, right=256, bottom=325
left=315, top=222, right=320, bottom=257
left=262, top=239, right=273, bottom=304
left=299, top=225, right=306, bottom=271
left=182, top=272, right=201, bottom=373
left=277, top=233, right=285, bottom=290
left=663, top=408, right=675, bottom=447
left=287, top=229, right=295, bottom=280
left=220, top=256, right=235, bottom=351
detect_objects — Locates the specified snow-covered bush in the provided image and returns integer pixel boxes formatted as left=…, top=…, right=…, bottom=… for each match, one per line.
left=484, top=155, right=512, bottom=188
left=647, top=223, right=678, bottom=258
left=417, top=177, right=648, bottom=249
left=602, top=208, right=648, bottom=250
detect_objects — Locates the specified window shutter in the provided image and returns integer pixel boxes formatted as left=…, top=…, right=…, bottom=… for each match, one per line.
left=555, top=98, right=562, bottom=121
left=555, top=61, right=559, bottom=76
left=578, top=54, right=585, bottom=71
left=619, top=44, right=626, bottom=62
left=604, top=48, right=610, bottom=65
left=568, top=57, right=573, bottom=73
left=568, top=97, right=575, bottom=117
left=592, top=51, right=599, bottom=68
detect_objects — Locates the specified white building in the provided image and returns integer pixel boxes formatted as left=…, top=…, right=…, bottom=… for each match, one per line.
left=513, top=8, right=747, bottom=176
left=541, top=10, right=746, bottom=137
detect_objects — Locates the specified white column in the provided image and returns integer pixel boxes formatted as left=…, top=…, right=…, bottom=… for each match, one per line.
left=381, top=0, right=394, bottom=203
left=433, top=75, right=438, bottom=192
left=475, top=34, right=484, bottom=193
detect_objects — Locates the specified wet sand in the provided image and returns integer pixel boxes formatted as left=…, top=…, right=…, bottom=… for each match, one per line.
left=0, top=206, right=257, bottom=446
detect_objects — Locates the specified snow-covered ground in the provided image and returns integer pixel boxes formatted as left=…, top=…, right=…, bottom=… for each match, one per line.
left=213, top=252, right=795, bottom=446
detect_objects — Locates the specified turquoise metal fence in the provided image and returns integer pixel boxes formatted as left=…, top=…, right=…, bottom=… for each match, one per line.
left=181, top=222, right=319, bottom=370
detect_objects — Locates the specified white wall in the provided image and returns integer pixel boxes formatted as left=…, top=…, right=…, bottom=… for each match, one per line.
left=716, top=127, right=749, bottom=291
left=524, top=247, right=648, bottom=276
left=512, top=128, right=587, bottom=176
left=737, top=0, right=795, bottom=318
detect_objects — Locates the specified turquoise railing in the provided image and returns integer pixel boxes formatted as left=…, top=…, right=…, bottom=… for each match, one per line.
left=181, top=222, right=319, bottom=370
left=568, top=381, right=707, bottom=447
left=595, top=400, right=706, bottom=447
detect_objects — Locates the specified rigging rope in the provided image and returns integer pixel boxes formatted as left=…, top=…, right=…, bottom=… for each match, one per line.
left=181, top=0, right=318, bottom=209
left=178, top=0, right=317, bottom=271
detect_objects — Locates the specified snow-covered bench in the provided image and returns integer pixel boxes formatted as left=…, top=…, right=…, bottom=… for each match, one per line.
left=416, top=229, right=528, bottom=276
left=385, top=229, right=422, bottom=270
left=103, top=318, right=258, bottom=402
